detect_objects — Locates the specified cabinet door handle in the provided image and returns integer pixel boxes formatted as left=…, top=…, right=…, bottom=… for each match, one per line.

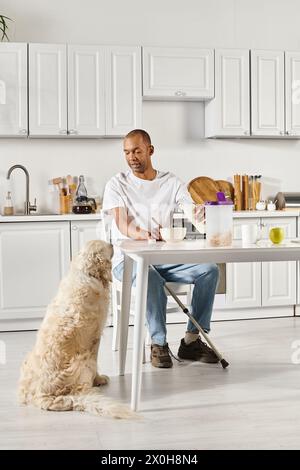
left=69, top=129, right=78, bottom=135
left=279, top=131, right=285, bottom=135
left=19, top=128, right=27, bottom=135
left=244, top=130, right=250, bottom=135
left=72, top=225, right=78, bottom=231
left=59, top=129, right=68, bottom=135
left=174, top=90, right=186, bottom=97
left=285, top=131, right=290, bottom=135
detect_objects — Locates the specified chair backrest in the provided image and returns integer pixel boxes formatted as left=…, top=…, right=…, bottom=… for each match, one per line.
left=100, top=209, right=114, bottom=243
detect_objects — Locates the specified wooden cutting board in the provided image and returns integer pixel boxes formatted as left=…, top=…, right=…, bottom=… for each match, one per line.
left=188, top=176, right=234, bottom=204
left=188, top=176, right=220, bottom=204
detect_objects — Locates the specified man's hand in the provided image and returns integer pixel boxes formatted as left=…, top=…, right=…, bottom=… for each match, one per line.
left=111, top=207, right=153, bottom=240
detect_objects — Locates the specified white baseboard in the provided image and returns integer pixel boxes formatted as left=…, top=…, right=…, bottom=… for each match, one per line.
left=213, top=306, right=294, bottom=321
left=294, top=305, right=300, bottom=316
left=1, top=306, right=296, bottom=333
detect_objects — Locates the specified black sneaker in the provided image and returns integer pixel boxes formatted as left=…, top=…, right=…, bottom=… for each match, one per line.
left=150, top=343, right=173, bottom=368
left=178, top=337, right=219, bottom=363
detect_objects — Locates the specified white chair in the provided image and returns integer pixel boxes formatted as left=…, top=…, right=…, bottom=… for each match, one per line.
left=100, top=211, right=192, bottom=354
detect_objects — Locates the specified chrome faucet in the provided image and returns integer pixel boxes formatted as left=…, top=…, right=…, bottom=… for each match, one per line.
left=6, top=164, right=37, bottom=215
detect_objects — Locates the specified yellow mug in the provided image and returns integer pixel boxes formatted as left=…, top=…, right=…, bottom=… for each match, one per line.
left=269, top=227, right=285, bottom=244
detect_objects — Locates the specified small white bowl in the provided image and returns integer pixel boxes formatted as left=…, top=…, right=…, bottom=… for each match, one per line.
left=256, top=201, right=266, bottom=211
left=160, top=227, right=187, bottom=242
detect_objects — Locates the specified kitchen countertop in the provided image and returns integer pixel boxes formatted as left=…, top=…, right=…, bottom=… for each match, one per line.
left=233, top=209, right=299, bottom=218
left=0, top=213, right=103, bottom=222
left=0, top=209, right=298, bottom=223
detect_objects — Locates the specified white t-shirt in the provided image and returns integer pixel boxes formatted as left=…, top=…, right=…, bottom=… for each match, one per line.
left=102, top=170, right=194, bottom=268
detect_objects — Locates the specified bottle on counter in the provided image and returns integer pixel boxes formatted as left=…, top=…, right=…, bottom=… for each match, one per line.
left=75, top=175, right=88, bottom=200
left=3, top=191, right=14, bottom=216
left=72, top=175, right=96, bottom=214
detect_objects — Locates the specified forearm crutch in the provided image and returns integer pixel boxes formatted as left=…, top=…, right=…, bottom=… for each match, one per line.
left=163, top=282, right=229, bottom=369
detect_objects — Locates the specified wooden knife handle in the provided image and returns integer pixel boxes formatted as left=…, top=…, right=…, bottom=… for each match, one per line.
left=242, top=175, right=249, bottom=210
left=234, top=175, right=242, bottom=211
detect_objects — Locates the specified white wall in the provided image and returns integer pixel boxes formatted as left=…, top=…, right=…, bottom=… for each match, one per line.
left=1, top=0, right=300, bottom=212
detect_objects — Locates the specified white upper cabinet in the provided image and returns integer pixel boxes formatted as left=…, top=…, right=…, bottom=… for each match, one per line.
left=68, top=45, right=106, bottom=136
left=285, top=51, right=300, bottom=136
left=29, top=44, right=67, bottom=136
left=29, top=44, right=141, bottom=137
left=105, top=46, right=142, bottom=136
left=205, top=49, right=250, bottom=137
left=0, top=43, right=28, bottom=137
left=143, top=47, right=214, bottom=100
left=251, top=50, right=285, bottom=136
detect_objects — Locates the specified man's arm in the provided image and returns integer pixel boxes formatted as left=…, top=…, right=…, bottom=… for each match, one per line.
left=111, top=207, right=152, bottom=240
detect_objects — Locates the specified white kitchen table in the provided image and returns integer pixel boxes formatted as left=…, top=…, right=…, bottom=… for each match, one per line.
left=117, top=238, right=300, bottom=411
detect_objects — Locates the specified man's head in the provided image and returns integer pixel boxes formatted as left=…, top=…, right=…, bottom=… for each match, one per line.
left=123, top=129, right=154, bottom=175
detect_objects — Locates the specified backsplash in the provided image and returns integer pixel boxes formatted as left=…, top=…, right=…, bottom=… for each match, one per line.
left=0, top=101, right=300, bottom=214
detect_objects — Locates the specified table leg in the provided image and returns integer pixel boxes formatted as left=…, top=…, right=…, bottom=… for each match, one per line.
left=131, top=256, right=148, bottom=411
left=119, top=254, right=133, bottom=376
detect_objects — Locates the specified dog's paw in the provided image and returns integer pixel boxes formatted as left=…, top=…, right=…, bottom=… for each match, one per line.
left=93, top=374, right=109, bottom=386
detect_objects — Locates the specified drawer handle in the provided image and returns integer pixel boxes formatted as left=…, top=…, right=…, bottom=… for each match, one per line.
left=174, top=90, right=186, bottom=97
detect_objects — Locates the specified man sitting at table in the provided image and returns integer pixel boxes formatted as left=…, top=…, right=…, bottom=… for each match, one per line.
left=103, top=129, right=219, bottom=368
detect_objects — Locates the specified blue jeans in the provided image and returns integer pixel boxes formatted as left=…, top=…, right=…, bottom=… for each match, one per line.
left=113, top=262, right=219, bottom=346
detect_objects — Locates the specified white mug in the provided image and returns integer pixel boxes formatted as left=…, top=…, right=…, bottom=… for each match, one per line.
left=241, top=224, right=259, bottom=245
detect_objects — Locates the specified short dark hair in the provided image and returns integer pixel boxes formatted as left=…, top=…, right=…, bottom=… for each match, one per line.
left=125, top=129, right=152, bottom=146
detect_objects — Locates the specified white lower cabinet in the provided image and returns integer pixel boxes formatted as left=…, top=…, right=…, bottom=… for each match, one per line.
left=70, top=220, right=102, bottom=257
left=224, top=216, right=297, bottom=313
left=226, top=262, right=262, bottom=308
left=70, top=220, right=112, bottom=326
left=225, top=218, right=261, bottom=308
left=0, top=222, right=70, bottom=330
left=261, top=217, right=297, bottom=306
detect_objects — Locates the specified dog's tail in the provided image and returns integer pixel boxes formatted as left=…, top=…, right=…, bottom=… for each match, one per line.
left=36, top=389, right=137, bottom=419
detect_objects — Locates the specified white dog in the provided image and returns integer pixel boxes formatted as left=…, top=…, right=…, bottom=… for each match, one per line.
left=18, top=240, right=135, bottom=419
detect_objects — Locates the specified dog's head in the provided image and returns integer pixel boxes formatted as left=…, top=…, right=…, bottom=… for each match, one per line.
left=75, top=240, right=113, bottom=287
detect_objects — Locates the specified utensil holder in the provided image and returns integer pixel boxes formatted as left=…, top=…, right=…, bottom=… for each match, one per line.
left=59, top=194, right=72, bottom=214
